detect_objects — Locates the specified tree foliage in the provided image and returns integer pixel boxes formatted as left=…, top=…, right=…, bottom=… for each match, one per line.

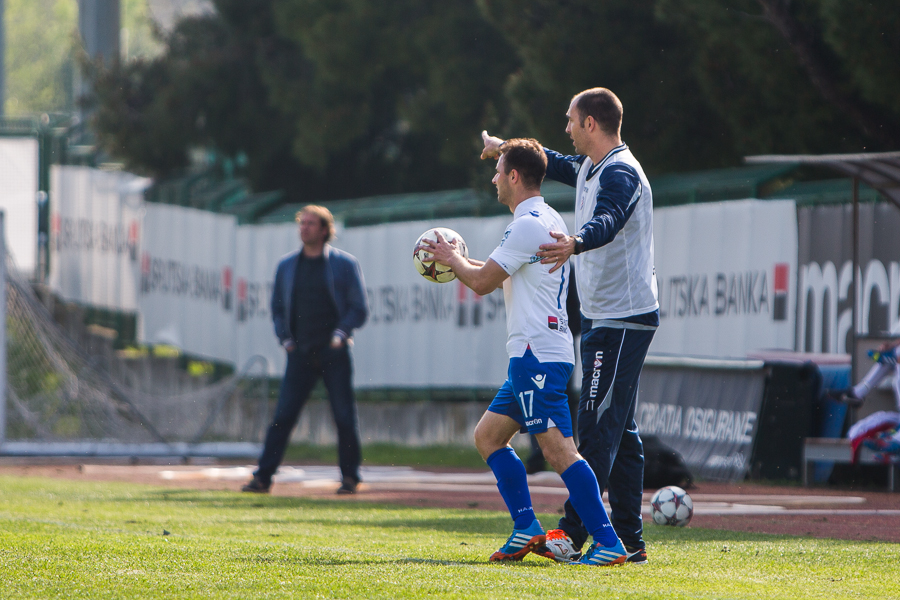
left=86, top=0, right=900, bottom=199
left=654, top=0, right=900, bottom=155
left=480, top=0, right=900, bottom=173
left=4, top=0, right=77, bottom=116
left=3, top=0, right=162, bottom=117
left=89, top=0, right=516, bottom=200
left=478, top=0, right=741, bottom=173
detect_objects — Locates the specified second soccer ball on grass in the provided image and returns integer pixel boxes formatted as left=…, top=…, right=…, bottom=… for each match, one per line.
left=413, top=227, right=468, bottom=283
left=650, top=485, right=693, bottom=527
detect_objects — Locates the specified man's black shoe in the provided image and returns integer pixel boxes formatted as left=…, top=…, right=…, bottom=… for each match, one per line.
left=241, top=477, right=271, bottom=494
left=625, top=545, right=648, bottom=565
left=337, top=478, right=358, bottom=495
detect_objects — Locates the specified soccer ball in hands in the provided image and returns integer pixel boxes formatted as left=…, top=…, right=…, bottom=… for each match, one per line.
left=650, top=485, right=693, bottom=527
left=413, top=228, right=468, bottom=283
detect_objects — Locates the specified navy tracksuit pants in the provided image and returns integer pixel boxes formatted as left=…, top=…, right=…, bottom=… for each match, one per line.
left=558, top=315, right=656, bottom=551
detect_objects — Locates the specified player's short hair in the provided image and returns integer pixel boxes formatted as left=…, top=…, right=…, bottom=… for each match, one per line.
left=573, top=88, right=623, bottom=137
left=499, top=138, right=547, bottom=190
left=296, top=205, right=336, bottom=242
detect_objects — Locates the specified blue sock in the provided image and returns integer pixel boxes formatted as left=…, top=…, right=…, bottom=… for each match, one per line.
left=560, top=459, right=618, bottom=547
left=486, top=447, right=536, bottom=530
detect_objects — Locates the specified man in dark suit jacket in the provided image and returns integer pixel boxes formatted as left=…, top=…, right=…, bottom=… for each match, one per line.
left=243, top=205, right=368, bottom=494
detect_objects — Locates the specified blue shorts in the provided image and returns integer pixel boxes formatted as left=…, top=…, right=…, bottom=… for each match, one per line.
left=488, top=348, right=574, bottom=437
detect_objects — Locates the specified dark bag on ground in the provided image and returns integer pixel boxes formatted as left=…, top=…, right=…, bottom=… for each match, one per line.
left=642, top=435, right=694, bottom=489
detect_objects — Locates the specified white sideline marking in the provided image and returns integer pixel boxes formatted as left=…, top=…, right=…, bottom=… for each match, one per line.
left=159, top=467, right=254, bottom=480
left=670, top=494, right=866, bottom=505
left=685, top=508, right=900, bottom=516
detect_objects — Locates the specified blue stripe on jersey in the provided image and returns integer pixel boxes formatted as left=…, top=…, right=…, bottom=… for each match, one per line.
left=544, top=148, right=587, bottom=187
left=556, top=264, right=566, bottom=309
left=578, top=163, right=641, bottom=253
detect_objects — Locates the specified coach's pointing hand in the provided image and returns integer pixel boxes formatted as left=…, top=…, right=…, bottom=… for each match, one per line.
left=481, top=131, right=505, bottom=160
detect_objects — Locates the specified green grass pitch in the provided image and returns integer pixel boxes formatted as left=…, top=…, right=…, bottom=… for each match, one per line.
left=1, top=475, right=897, bottom=599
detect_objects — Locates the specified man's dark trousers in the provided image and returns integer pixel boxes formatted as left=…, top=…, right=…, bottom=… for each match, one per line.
left=558, top=316, right=655, bottom=551
left=255, top=344, right=361, bottom=485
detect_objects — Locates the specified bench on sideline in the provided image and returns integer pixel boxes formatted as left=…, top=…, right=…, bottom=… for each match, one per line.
left=803, top=437, right=898, bottom=491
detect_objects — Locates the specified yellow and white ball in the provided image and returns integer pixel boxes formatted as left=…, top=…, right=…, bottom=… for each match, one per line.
left=413, top=227, right=468, bottom=283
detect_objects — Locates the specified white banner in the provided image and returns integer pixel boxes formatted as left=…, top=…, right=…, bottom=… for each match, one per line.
left=235, top=223, right=299, bottom=375
left=43, top=167, right=808, bottom=376
left=333, top=214, right=575, bottom=389
left=334, top=218, right=508, bottom=388
left=44, top=167, right=586, bottom=387
left=797, top=203, right=900, bottom=354
left=48, top=166, right=148, bottom=310
left=651, top=199, right=798, bottom=359
left=138, top=204, right=237, bottom=363
left=0, top=138, right=39, bottom=275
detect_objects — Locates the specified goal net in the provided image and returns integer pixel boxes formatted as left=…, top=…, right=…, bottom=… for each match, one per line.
left=0, top=215, right=269, bottom=458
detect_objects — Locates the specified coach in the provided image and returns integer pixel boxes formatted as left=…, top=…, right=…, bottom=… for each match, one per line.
left=243, top=205, right=368, bottom=495
left=482, top=87, right=658, bottom=565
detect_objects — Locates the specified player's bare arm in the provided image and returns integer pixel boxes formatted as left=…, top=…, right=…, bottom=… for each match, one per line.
left=418, top=232, right=507, bottom=295
left=536, top=231, right=576, bottom=273
left=481, top=130, right=505, bottom=160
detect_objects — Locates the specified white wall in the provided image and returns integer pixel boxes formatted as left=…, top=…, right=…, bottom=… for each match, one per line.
left=49, top=166, right=148, bottom=311
left=138, top=204, right=237, bottom=363
left=48, top=166, right=808, bottom=379
left=651, top=200, right=798, bottom=358
left=0, top=138, right=39, bottom=275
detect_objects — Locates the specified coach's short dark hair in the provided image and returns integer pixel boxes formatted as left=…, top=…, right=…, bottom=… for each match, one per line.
left=574, top=88, right=623, bottom=137
left=499, top=138, right=547, bottom=190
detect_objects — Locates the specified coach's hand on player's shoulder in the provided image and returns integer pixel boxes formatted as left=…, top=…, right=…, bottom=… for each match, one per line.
left=416, top=230, right=460, bottom=266
left=537, top=231, right=575, bottom=273
left=480, top=130, right=504, bottom=160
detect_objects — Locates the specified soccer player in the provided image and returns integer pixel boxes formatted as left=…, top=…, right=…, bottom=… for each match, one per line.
left=481, top=87, right=658, bottom=565
left=829, top=339, right=900, bottom=410
left=420, top=138, right=627, bottom=566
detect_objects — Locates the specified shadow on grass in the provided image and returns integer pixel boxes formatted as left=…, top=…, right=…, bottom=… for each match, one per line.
left=113, top=488, right=513, bottom=534
left=237, top=552, right=531, bottom=567
left=366, top=514, right=509, bottom=535
left=122, top=488, right=840, bottom=544
left=130, top=488, right=305, bottom=510
left=643, top=525, right=854, bottom=545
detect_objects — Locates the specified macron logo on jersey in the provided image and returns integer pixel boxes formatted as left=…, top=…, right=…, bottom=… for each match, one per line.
left=531, top=374, right=546, bottom=389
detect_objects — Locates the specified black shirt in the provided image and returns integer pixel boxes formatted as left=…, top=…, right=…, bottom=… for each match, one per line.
left=290, top=254, right=339, bottom=351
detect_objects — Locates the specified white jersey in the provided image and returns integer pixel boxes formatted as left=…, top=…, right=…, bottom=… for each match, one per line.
left=487, top=196, right=574, bottom=364
left=571, top=145, right=658, bottom=319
